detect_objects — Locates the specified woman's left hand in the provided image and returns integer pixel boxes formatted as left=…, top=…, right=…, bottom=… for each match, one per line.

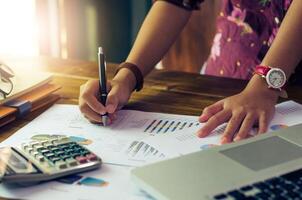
left=197, top=75, right=280, bottom=144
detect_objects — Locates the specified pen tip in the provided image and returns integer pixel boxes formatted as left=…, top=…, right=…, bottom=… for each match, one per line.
left=102, top=116, right=108, bottom=127
left=98, top=47, right=103, bottom=54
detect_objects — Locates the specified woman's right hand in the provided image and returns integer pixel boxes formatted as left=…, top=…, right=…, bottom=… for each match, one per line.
left=79, top=78, right=133, bottom=124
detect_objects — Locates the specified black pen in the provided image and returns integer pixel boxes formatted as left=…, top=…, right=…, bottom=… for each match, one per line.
left=98, top=47, right=109, bottom=126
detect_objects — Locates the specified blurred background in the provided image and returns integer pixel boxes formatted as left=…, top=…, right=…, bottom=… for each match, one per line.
left=0, top=0, right=220, bottom=73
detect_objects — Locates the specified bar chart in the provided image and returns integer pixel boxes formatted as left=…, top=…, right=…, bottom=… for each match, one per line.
left=143, top=119, right=200, bottom=135
left=125, top=140, right=165, bottom=160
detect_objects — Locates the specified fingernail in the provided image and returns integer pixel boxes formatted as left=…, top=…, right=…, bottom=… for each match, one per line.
left=197, top=130, right=206, bottom=138
left=220, top=137, right=228, bottom=144
left=199, top=115, right=207, bottom=122
left=106, top=105, right=114, bottom=113
left=197, top=132, right=203, bottom=138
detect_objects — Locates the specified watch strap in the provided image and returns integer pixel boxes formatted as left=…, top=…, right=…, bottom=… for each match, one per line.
left=254, top=65, right=271, bottom=77
left=115, top=62, right=144, bottom=92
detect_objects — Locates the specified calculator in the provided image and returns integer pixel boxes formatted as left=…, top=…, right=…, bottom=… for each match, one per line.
left=0, top=137, right=102, bottom=184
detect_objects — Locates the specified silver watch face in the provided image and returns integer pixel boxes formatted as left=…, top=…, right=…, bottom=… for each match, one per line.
left=266, top=68, right=286, bottom=89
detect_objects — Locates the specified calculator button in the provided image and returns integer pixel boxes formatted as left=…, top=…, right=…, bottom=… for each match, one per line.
left=26, top=147, right=34, bottom=153
left=50, top=139, right=58, bottom=143
left=53, top=141, right=61, bottom=146
left=29, top=141, right=40, bottom=147
left=55, top=151, right=65, bottom=156
left=69, top=143, right=77, bottom=148
left=36, top=155, right=45, bottom=162
left=40, top=149, right=50, bottom=154
left=31, top=151, right=39, bottom=157
left=60, top=155, right=70, bottom=161
left=37, top=147, right=48, bottom=151
left=66, top=158, right=78, bottom=167
left=58, top=140, right=67, bottom=145
left=64, top=149, right=74, bottom=154
left=21, top=143, right=29, bottom=150
left=72, top=144, right=81, bottom=148
left=59, top=145, right=69, bottom=150
left=76, top=156, right=88, bottom=164
left=55, top=160, right=68, bottom=169
left=68, top=142, right=77, bottom=146
left=70, top=152, right=81, bottom=158
left=51, top=147, right=60, bottom=152
left=49, top=157, right=61, bottom=163
left=86, top=153, right=98, bottom=161
left=80, top=150, right=90, bottom=156
left=44, top=143, right=53, bottom=148
left=47, top=145, right=55, bottom=150
left=40, top=140, right=48, bottom=145
left=34, top=145, right=44, bottom=151
left=44, top=153, right=55, bottom=158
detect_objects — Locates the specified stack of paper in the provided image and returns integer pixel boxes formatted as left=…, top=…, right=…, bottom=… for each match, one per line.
left=0, top=65, right=60, bottom=127
left=0, top=68, right=52, bottom=105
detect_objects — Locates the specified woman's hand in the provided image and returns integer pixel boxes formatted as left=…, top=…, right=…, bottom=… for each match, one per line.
left=197, top=75, right=280, bottom=144
left=79, top=75, right=133, bottom=124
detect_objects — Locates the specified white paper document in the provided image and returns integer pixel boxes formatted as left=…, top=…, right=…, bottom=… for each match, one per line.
left=0, top=106, right=198, bottom=167
left=142, top=101, right=302, bottom=156
left=0, top=100, right=301, bottom=200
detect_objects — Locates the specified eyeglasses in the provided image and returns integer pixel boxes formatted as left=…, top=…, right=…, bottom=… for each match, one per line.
left=0, top=62, right=15, bottom=99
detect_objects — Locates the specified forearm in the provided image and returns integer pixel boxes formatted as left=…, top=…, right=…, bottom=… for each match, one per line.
left=261, top=0, right=302, bottom=77
left=113, top=1, right=192, bottom=92
left=126, top=1, right=191, bottom=76
left=246, top=0, right=302, bottom=97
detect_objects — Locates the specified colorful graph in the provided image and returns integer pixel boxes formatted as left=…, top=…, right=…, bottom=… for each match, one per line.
left=69, top=136, right=93, bottom=145
left=270, top=124, right=288, bottom=131
left=143, top=119, right=199, bottom=135
left=57, top=175, right=109, bottom=187
left=200, top=144, right=218, bottom=150
left=78, top=177, right=109, bottom=187
left=31, top=134, right=92, bottom=145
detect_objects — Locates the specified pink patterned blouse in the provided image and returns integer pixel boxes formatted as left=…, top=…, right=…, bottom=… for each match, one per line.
left=204, top=0, right=292, bottom=79
left=161, top=0, right=298, bottom=80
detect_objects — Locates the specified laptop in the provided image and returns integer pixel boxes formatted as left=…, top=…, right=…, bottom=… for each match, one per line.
left=131, top=124, right=302, bottom=200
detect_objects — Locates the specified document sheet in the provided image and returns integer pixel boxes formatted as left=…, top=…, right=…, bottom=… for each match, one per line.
left=0, top=101, right=301, bottom=199
left=143, top=101, right=302, bottom=155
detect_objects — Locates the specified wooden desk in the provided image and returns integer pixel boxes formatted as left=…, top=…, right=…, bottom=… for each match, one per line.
left=1, top=56, right=302, bottom=143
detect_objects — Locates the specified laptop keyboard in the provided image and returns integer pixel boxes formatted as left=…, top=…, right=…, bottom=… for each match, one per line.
left=213, top=168, right=302, bottom=200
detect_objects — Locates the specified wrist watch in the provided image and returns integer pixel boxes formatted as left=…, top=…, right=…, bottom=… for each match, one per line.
left=254, top=65, right=288, bottom=98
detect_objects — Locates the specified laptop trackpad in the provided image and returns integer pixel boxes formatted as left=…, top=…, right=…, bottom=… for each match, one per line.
left=220, top=136, right=302, bottom=171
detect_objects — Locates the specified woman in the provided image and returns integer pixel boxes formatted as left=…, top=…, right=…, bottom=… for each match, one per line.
left=79, top=0, right=302, bottom=143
